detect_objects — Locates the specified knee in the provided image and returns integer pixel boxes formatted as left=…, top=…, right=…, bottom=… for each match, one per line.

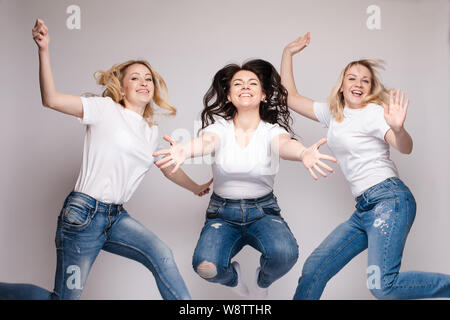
left=369, top=286, right=394, bottom=300
left=270, top=244, right=299, bottom=270
left=195, top=261, right=218, bottom=279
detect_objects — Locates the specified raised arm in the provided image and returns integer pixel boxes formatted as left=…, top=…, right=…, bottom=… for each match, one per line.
left=32, top=19, right=83, bottom=117
left=153, top=132, right=219, bottom=174
left=275, top=134, right=337, bottom=180
left=280, top=32, right=318, bottom=121
left=383, top=89, right=413, bottom=154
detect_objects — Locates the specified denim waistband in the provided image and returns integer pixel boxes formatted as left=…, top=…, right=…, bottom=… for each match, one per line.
left=64, top=191, right=123, bottom=213
left=210, top=191, right=275, bottom=205
left=356, top=177, right=406, bottom=202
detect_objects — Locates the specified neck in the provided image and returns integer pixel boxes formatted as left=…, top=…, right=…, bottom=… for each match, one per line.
left=124, top=100, right=146, bottom=116
left=233, top=108, right=260, bottom=131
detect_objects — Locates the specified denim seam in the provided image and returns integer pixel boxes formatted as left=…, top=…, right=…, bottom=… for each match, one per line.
left=380, top=198, right=398, bottom=292
left=305, top=229, right=365, bottom=299
left=227, top=234, right=245, bottom=287
left=244, top=231, right=269, bottom=288
left=104, top=240, right=180, bottom=300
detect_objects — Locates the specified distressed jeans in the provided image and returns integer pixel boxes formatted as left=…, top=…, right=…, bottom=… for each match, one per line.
left=0, top=191, right=191, bottom=300
left=294, top=177, right=450, bottom=299
left=193, top=192, right=299, bottom=288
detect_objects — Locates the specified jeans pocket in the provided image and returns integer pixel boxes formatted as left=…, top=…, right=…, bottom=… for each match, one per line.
left=205, top=202, right=223, bottom=219
left=260, top=202, right=281, bottom=216
left=61, top=203, right=93, bottom=230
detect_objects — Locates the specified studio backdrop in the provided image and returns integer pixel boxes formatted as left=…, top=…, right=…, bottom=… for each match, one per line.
left=0, top=0, right=449, bottom=299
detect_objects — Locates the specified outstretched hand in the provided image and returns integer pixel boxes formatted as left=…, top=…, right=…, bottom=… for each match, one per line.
left=301, top=138, right=337, bottom=180
left=153, top=135, right=187, bottom=174
left=32, top=19, right=50, bottom=51
left=382, top=89, right=409, bottom=133
left=284, top=32, right=310, bottom=56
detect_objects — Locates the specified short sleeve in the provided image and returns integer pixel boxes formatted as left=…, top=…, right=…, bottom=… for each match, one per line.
left=368, top=104, right=391, bottom=141
left=313, top=101, right=332, bottom=128
left=268, top=123, right=289, bottom=141
left=200, top=117, right=227, bottom=142
left=80, top=96, right=114, bottom=125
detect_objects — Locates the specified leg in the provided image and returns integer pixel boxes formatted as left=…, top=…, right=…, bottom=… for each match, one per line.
left=102, top=211, right=191, bottom=300
left=294, top=214, right=368, bottom=300
left=246, top=215, right=299, bottom=288
left=365, top=190, right=450, bottom=299
left=192, top=218, right=244, bottom=287
left=0, top=205, right=103, bottom=300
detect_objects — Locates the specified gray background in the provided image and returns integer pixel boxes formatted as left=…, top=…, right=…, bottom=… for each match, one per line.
left=0, top=0, right=449, bottom=299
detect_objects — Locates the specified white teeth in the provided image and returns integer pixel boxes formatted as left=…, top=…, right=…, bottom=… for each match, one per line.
left=352, top=90, right=362, bottom=95
left=240, top=94, right=251, bottom=97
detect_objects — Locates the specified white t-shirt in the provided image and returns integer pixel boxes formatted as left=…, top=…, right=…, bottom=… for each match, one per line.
left=202, top=117, right=288, bottom=199
left=314, top=102, right=398, bottom=197
left=74, top=96, right=159, bottom=204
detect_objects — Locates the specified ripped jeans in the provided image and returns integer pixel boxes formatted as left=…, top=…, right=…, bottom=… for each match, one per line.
left=0, top=191, right=190, bottom=300
left=192, top=192, right=299, bottom=288
left=294, top=177, right=450, bottom=299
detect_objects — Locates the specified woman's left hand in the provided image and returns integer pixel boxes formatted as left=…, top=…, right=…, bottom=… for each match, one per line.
left=382, top=89, right=409, bottom=133
left=195, top=178, right=213, bottom=197
left=301, top=138, right=337, bottom=180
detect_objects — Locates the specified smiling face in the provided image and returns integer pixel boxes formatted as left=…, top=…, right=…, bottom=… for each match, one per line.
left=227, top=70, right=266, bottom=111
left=121, top=63, right=155, bottom=109
left=340, top=64, right=373, bottom=109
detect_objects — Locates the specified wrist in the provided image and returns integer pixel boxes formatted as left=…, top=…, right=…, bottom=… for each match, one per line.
left=299, top=147, right=307, bottom=162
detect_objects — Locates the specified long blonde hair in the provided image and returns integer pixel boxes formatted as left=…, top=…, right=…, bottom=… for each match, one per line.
left=94, top=60, right=176, bottom=126
left=327, top=59, right=389, bottom=122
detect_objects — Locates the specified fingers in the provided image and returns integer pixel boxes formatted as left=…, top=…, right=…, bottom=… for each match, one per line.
left=319, top=153, right=337, bottom=163
left=399, top=90, right=405, bottom=107
left=163, top=135, right=177, bottom=146
left=152, top=148, right=171, bottom=157
left=154, top=155, right=173, bottom=168
left=404, top=98, right=409, bottom=113
left=395, top=88, right=400, bottom=106
left=313, top=164, right=328, bottom=178
left=389, top=90, right=394, bottom=107
left=308, top=168, right=318, bottom=181
left=314, top=137, right=328, bottom=149
left=317, top=160, right=334, bottom=173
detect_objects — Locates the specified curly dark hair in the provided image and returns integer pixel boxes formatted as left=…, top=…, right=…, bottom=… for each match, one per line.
left=201, top=59, right=294, bottom=136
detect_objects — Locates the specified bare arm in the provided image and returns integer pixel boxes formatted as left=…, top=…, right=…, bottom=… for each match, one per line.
left=280, top=32, right=318, bottom=121
left=160, top=165, right=213, bottom=196
left=33, top=19, right=83, bottom=117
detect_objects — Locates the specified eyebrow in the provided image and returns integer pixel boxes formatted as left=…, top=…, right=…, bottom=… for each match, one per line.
left=232, top=78, right=259, bottom=82
left=130, top=72, right=152, bottom=77
left=346, top=73, right=370, bottom=79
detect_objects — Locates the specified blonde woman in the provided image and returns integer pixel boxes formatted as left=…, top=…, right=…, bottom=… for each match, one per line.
left=0, top=19, right=212, bottom=300
left=281, top=32, right=450, bottom=299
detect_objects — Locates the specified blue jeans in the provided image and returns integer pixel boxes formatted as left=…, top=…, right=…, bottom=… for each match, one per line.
left=0, top=191, right=191, bottom=300
left=193, top=192, right=299, bottom=288
left=294, top=177, right=450, bottom=299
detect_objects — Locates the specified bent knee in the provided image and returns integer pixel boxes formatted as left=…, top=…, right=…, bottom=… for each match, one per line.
left=196, top=261, right=217, bottom=279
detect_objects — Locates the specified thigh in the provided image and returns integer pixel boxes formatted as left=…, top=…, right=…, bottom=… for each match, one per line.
left=192, top=218, right=244, bottom=269
left=53, top=213, right=104, bottom=299
left=245, top=214, right=298, bottom=259
left=366, top=190, right=417, bottom=284
left=304, top=215, right=368, bottom=277
left=103, top=211, right=173, bottom=262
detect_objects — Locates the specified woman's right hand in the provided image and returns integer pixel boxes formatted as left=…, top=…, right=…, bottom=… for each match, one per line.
left=32, top=19, right=50, bottom=51
left=153, top=135, right=188, bottom=174
left=284, top=32, right=310, bottom=56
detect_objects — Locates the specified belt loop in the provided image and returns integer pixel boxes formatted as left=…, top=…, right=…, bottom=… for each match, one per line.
left=94, top=200, right=98, bottom=214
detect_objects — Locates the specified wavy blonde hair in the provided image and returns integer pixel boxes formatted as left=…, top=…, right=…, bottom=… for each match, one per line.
left=94, top=60, right=176, bottom=126
left=327, top=59, right=389, bottom=122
